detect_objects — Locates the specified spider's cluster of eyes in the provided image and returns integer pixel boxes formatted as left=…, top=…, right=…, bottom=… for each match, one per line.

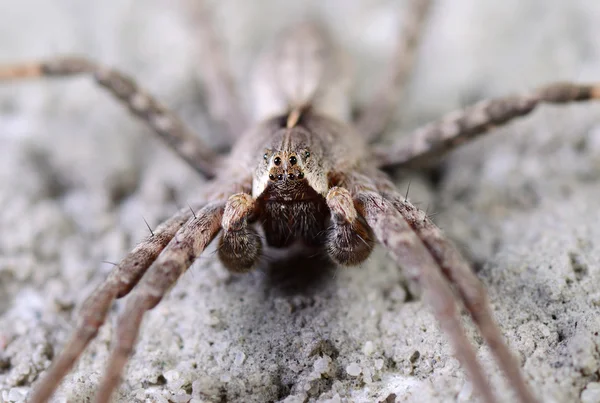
left=264, top=151, right=310, bottom=181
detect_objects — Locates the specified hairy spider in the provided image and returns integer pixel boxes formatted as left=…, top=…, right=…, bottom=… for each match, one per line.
left=1, top=0, right=599, bottom=402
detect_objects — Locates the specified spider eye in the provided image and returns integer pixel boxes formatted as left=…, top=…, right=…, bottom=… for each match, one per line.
left=289, top=156, right=297, bottom=165
left=304, top=151, right=310, bottom=158
left=274, top=157, right=282, bottom=166
left=263, top=153, right=268, bottom=160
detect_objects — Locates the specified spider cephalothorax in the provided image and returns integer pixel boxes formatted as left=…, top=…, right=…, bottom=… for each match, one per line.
left=2, top=0, right=599, bottom=402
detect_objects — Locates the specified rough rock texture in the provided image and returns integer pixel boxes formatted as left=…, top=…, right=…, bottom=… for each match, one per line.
left=1, top=1, right=600, bottom=402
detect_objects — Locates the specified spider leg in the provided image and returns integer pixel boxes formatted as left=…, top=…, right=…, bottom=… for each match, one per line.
left=342, top=173, right=499, bottom=403
left=367, top=170, right=537, bottom=402
left=28, top=205, right=198, bottom=403
left=325, top=186, right=374, bottom=266
left=375, top=82, right=600, bottom=169
left=355, top=0, right=432, bottom=141
left=29, top=178, right=250, bottom=403
left=0, top=57, right=221, bottom=178
left=385, top=190, right=537, bottom=403
left=218, top=193, right=262, bottom=272
left=93, top=202, right=225, bottom=403
left=183, top=0, right=248, bottom=141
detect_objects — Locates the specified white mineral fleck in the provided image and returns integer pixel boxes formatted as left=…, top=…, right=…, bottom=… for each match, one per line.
left=322, top=394, right=342, bottom=403
left=313, top=356, right=332, bottom=374
left=581, top=382, right=600, bottom=403
left=163, top=369, right=180, bottom=383
left=282, top=395, right=306, bottom=403
left=7, top=388, right=28, bottom=402
left=362, top=340, right=375, bottom=356
left=233, top=350, right=246, bottom=366
left=346, top=362, right=362, bottom=377
left=170, top=392, right=192, bottom=403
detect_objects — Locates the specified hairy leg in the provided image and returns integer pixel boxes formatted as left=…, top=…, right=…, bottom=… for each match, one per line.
left=94, top=202, right=225, bottom=403
left=325, top=186, right=374, bottom=265
left=0, top=57, right=221, bottom=178
left=355, top=0, right=432, bottom=141
left=29, top=177, right=250, bottom=403
left=386, top=190, right=537, bottom=403
left=183, top=0, right=248, bottom=141
left=370, top=166, right=537, bottom=402
left=28, top=205, right=199, bottom=403
left=375, top=82, right=600, bottom=168
left=349, top=180, right=499, bottom=403
left=218, top=193, right=262, bottom=272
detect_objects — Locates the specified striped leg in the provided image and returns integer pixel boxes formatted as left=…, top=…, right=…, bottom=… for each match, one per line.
left=388, top=192, right=537, bottom=403
left=372, top=171, right=538, bottom=403
left=29, top=177, right=251, bottom=403
left=93, top=202, right=225, bottom=403
left=348, top=175, right=501, bottom=403
left=28, top=205, right=198, bottom=403
left=0, top=57, right=221, bottom=178
left=375, top=82, right=600, bottom=168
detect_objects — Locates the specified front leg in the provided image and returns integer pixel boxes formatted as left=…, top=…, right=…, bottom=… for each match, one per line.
left=325, top=186, right=374, bottom=266
left=218, top=193, right=262, bottom=272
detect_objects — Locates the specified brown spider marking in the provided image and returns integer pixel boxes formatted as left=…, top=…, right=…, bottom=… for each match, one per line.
left=1, top=0, right=600, bottom=402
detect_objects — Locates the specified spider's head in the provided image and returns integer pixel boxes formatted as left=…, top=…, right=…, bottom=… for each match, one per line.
left=252, top=125, right=328, bottom=201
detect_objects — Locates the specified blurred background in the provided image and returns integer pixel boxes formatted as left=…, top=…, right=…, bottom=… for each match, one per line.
left=1, top=1, right=600, bottom=402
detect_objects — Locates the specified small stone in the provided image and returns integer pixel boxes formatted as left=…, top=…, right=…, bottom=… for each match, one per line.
left=346, top=362, right=362, bottom=377
left=170, top=392, right=192, bottom=403
left=206, top=314, right=221, bottom=326
left=148, top=392, right=169, bottom=403
left=133, top=388, right=147, bottom=399
left=362, top=367, right=373, bottom=383
left=374, top=358, right=385, bottom=370
left=362, top=340, right=375, bottom=356
left=314, top=356, right=331, bottom=374
left=163, top=369, right=180, bottom=383
left=7, top=387, right=28, bottom=402
left=457, top=381, right=473, bottom=401
left=322, top=394, right=342, bottom=403
left=282, top=395, right=307, bottom=403
left=234, top=350, right=246, bottom=366
left=581, top=382, right=600, bottom=403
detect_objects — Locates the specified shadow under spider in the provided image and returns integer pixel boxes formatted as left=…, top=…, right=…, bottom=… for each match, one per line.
left=258, top=251, right=336, bottom=297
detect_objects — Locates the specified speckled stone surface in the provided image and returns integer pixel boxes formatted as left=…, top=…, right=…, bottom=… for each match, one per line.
left=1, top=1, right=600, bottom=402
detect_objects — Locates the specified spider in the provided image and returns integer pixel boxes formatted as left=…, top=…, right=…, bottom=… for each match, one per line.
left=1, top=0, right=599, bottom=402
